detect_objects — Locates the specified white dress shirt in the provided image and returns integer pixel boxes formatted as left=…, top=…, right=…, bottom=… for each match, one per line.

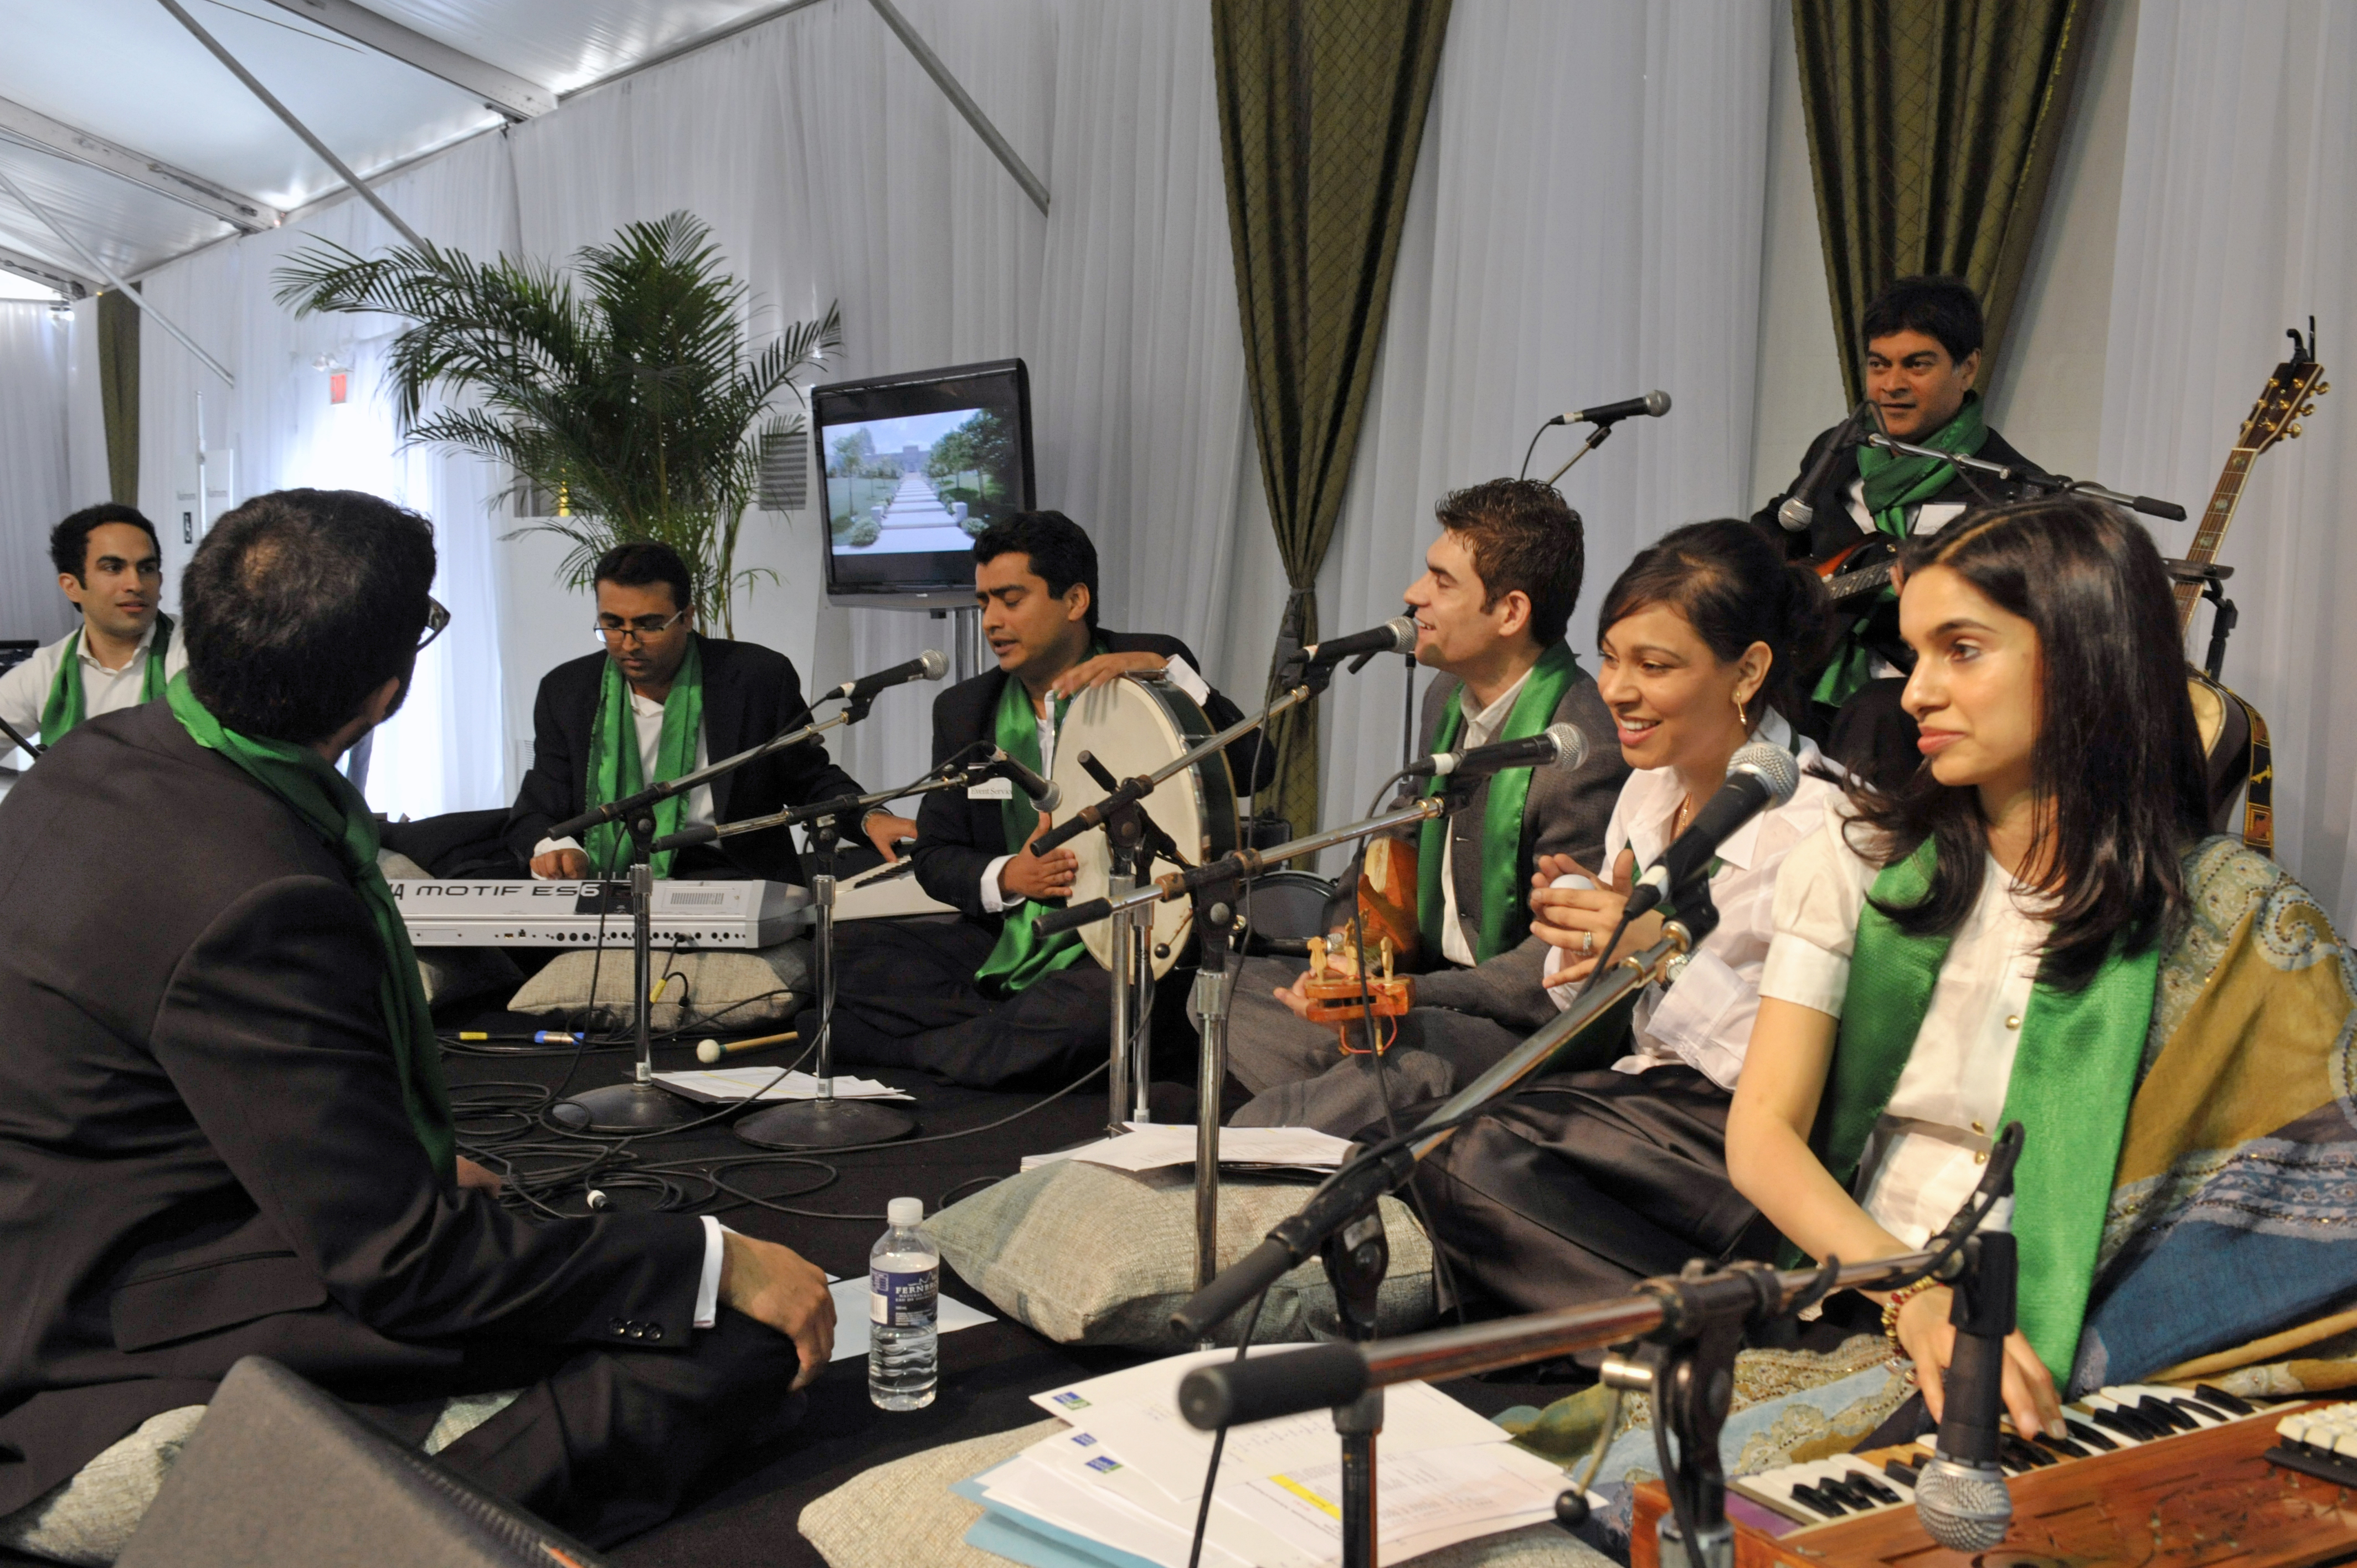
left=1842, top=478, right=1967, bottom=679
left=1541, top=723, right=1840, bottom=1090
left=979, top=654, right=1209, bottom=913
left=1757, top=797, right=2041, bottom=1246
left=533, top=686, right=717, bottom=871
left=0, top=620, right=188, bottom=760
left=1435, top=667, right=1535, bottom=968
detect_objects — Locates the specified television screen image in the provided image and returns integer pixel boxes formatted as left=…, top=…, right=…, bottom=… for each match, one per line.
left=815, top=359, right=1034, bottom=604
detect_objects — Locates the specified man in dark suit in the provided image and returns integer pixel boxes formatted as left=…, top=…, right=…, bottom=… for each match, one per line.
left=505, top=539, right=913, bottom=883
left=816, top=511, right=1272, bottom=1089
left=1752, top=274, right=2049, bottom=787
left=1222, top=478, right=1630, bottom=1134
left=0, top=489, right=833, bottom=1549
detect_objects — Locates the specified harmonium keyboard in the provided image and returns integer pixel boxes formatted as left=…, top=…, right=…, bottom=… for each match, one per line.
left=1632, top=1381, right=2357, bottom=1568
left=390, top=861, right=955, bottom=949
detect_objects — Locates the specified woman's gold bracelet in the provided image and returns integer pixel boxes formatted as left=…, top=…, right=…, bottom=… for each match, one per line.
left=1880, top=1278, right=1942, bottom=1362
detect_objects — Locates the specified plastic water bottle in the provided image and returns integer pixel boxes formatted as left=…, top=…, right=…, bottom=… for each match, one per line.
left=868, top=1197, right=939, bottom=1410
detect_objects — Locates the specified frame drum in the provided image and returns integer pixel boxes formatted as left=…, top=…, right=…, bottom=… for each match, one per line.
left=1050, top=674, right=1241, bottom=977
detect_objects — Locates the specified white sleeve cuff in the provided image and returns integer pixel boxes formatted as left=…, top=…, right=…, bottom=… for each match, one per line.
left=531, top=835, right=583, bottom=872
left=1162, top=655, right=1210, bottom=706
left=1641, top=947, right=1752, bottom=1090
left=1757, top=932, right=1851, bottom=1019
left=980, top=854, right=1014, bottom=914
left=695, top=1215, right=727, bottom=1328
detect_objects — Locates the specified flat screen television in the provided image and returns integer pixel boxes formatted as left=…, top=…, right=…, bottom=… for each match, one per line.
left=815, top=358, right=1035, bottom=606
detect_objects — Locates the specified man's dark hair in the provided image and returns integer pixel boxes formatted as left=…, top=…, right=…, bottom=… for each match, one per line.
left=1432, top=479, right=1584, bottom=646
left=1861, top=275, right=1985, bottom=365
left=591, top=539, right=693, bottom=613
left=972, top=510, right=1100, bottom=631
left=182, top=489, right=436, bottom=745
left=50, top=504, right=161, bottom=582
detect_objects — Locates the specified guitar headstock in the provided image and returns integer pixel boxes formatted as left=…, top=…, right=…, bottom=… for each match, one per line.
left=2239, top=319, right=2329, bottom=453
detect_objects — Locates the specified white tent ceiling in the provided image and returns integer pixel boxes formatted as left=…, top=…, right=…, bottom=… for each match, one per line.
left=0, top=0, right=807, bottom=295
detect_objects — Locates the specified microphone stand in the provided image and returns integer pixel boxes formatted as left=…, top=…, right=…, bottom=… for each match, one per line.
left=1859, top=432, right=2189, bottom=522
left=1543, top=420, right=1617, bottom=488
left=0, top=711, right=44, bottom=760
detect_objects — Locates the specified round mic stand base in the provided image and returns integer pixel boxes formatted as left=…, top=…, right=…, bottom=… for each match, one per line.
left=734, top=1095, right=916, bottom=1149
left=550, top=1080, right=706, bottom=1133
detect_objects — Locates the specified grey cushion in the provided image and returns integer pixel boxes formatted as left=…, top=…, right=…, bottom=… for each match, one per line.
left=372, top=852, right=523, bottom=1009
left=507, top=938, right=811, bottom=1034
left=924, top=1159, right=1436, bottom=1348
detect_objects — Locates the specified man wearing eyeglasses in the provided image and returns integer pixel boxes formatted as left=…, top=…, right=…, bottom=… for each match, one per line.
left=0, top=504, right=189, bottom=760
left=504, top=540, right=914, bottom=883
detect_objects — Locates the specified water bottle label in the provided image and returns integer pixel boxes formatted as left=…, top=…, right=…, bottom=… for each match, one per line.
left=870, top=1265, right=938, bottom=1326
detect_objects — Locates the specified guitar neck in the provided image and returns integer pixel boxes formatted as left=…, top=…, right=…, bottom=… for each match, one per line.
left=2176, top=449, right=2255, bottom=634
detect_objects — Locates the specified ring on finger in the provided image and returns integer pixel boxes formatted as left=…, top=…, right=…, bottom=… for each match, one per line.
left=1580, top=930, right=1594, bottom=957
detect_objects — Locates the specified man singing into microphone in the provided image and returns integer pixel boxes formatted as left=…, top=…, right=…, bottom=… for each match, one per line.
left=816, top=511, right=1272, bottom=1088
left=1753, top=276, right=2046, bottom=787
left=505, top=540, right=913, bottom=881
left=1221, top=479, right=1628, bottom=1129
left=0, top=504, right=187, bottom=757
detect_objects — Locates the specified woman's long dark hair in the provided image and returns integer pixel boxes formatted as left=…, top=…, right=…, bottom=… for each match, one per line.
left=1847, top=495, right=2207, bottom=987
left=1598, top=518, right=1838, bottom=730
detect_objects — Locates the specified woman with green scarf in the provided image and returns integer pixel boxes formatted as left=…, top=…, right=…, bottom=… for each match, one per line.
left=1730, top=495, right=2357, bottom=1446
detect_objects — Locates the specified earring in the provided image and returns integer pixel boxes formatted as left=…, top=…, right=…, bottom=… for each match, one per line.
left=1733, top=688, right=1750, bottom=726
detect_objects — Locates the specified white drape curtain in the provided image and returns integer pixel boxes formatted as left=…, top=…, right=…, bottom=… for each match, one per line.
left=0, top=300, right=78, bottom=644
left=2097, top=0, right=2357, bottom=925
left=1309, top=0, right=1774, bottom=844
left=134, top=131, right=521, bottom=819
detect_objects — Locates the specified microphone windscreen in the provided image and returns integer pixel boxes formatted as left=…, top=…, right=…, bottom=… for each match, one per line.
left=1914, top=1459, right=2011, bottom=1551
left=1728, top=739, right=1800, bottom=804
left=1035, top=781, right=1063, bottom=812
left=1543, top=721, right=1588, bottom=770
left=917, top=648, right=949, bottom=680
left=1383, top=615, right=1418, bottom=654
left=1643, top=389, right=1671, bottom=417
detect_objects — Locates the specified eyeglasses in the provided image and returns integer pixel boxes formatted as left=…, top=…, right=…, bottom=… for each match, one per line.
left=592, top=608, right=691, bottom=646
left=418, top=596, right=451, bottom=652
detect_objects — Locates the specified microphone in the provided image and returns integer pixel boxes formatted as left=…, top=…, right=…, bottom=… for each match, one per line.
left=1915, top=1229, right=2018, bottom=1549
left=830, top=649, right=948, bottom=705
left=1624, top=741, right=1802, bottom=917
left=1403, top=721, right=1587, bottom=781
left=982, top=749, right=1062, bottom=812
left=1301, top=616, right=1418, bottom=667
left=1553, top=390, right=1670, bottom=427
left=1778, top=400, right=1873, bottom=533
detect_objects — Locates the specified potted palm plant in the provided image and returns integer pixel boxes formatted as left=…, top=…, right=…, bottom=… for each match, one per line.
left=274, top=212, right=840, bottom=633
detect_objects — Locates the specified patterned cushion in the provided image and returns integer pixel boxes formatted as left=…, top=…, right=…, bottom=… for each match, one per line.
left=923, top=1160, right=1437, bottom=1348
left=507, top=938, right=811, bottom=1033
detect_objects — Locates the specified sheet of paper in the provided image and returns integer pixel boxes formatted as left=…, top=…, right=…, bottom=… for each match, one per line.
left=1228, top=1443, right=1565, bottom=1562
left=651, top=1067, right=915, bottom=1102
left=1019, top=1425, right=1317, bottom=1568
left=825, top=1276, right=994, bottom=1361
left=1021, top=1124, right=1351, bottom=1174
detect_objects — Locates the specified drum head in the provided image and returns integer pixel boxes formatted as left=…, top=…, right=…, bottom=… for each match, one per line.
left=1051, top=677, right=1239, bottom=977
left=1238, top=869, right=1335, bottom=951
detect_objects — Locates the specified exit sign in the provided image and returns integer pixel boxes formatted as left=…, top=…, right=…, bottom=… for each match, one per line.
left=329, top=371, right=348, bottom=404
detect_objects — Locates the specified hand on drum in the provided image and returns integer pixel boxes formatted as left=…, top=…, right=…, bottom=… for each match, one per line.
left=1002, top=811, right=1079, bottom=903
left=1530, top=848, right=1660, bottom=984
left=1047, top=649, right=1167, bottom=699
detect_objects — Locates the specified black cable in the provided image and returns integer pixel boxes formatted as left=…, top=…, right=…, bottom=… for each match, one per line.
left=1518, top=417, right=1555, bottom=482
left=1186, top=1288, right=1272, bottom=1568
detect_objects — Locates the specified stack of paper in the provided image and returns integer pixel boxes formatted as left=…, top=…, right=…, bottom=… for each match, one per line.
left=1021, top=1125, right=1353, bottom=1176
left=955, top=1349, right=1578, bottom=1568
left=652, top=1067, right=916, bottom=1103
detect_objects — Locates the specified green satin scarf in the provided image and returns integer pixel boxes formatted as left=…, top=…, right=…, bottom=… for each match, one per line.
left=1416, top=641, right=1581, bottom=965
left=1816, top=837, right=2159, bottom=1379
left=584, top=637, right=704, bottom=879
left=974, top=642, right=1105, bottom=998
left=1814, top=394, right=1990, bottom=709
left=166, top=674, right=456, bottom=1184
left=40, top=615, right=174, bottom=742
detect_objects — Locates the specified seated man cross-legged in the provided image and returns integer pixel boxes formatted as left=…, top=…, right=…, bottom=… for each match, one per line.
left=0, top=489, right=835, bottom=1553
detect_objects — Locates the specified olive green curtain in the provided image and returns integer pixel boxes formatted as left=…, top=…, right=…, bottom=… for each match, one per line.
left=97, top=288, right=140, bottom=506
left=1792, top=0, right=2088, bottom=403
left=1212, top=0, right=1451, bottom=836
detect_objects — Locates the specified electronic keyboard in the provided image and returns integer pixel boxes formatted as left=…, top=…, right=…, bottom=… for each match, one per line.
left=390, top=866, right=950, bottom=948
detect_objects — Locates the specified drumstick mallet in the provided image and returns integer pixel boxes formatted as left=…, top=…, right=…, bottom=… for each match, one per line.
left=696, top=1030, right=797, bottom=1064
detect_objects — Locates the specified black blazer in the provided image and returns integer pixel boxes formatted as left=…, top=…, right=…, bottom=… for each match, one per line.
left=1751, top=418, right=2048, bottom=673
left=505, top=635, right=864, bottom=883
left=913, top=630, right=1273, bottom=928
left=0, top=705, right=707, bottom=1517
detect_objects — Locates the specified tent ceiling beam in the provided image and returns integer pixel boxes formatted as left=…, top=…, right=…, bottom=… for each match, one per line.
left=0, top=240, right=94, bottom=298
left=865, top=0, right=1049, bottom=215
left=261, top=0, right=557, bottom=121
left=0, top=96, right=277, bottom=233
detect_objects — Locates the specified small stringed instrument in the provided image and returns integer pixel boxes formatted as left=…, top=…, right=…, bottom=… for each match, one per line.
left=1299, top=935, right=1413, bottom=1053
left=1299, top=837, right=1421, bottom=1053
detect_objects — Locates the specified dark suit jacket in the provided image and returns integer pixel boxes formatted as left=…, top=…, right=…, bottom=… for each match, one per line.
left=1751, top=418, right=2048, bottom=674
left=504, top=635, right=864, bottom=883
left=1372, top=661, right=1628, bottom=1033
left=912, top=631, right=1273, bottom=931
left=0, top=705, right=707, bottom=1516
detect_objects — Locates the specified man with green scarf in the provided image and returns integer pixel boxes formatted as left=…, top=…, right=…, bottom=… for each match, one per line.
left=0, top=504, right=187, bottom=757
left=1752, top=276, right=2047, bottom=788
left=1223, top=479, right=1629, bottom=1131
left=0, top=490, right=835, bottom=1549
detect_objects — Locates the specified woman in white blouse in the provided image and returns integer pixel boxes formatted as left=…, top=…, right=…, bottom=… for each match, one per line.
left=1413, top=519, right=1839, bottom=1313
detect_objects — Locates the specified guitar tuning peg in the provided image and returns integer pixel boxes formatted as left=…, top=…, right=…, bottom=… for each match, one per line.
left=2301, top=403, right=2317, bottom=416
left=2319, top=381, right=2332, bottom=394
left=2289, top=422, right=2304, bottom=439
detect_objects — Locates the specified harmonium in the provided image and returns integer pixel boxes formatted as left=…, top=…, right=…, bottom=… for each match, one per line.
left=1634, top=1382, right=2357, bottom=1568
